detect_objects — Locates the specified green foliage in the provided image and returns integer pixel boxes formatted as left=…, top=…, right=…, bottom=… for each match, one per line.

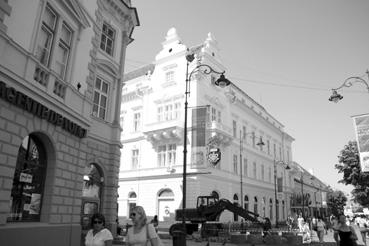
left=335, top=141, right=369, bottom=206
left=327, top=190, right=347, bottom=216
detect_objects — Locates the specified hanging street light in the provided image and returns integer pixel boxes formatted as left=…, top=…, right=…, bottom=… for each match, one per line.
left=329, top=70, right=369, bottom=102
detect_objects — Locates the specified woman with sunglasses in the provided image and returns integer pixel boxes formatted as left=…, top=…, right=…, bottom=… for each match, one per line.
left=85, top=213, right=113, bottom=246
left=126, top=206, right=160, bottom=246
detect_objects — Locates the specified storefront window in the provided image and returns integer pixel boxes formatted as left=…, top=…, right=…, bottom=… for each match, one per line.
left=8, top=135, right=47, bottom=222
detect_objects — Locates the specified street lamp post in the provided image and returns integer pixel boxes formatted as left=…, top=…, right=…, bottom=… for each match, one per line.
left=273, top=159, right=290, bottom=227
left=240, top=131, right=264, bottom=209
left=182, top=53, right=231, bottom=233
left=329, top=70, right=369, bottom=102
left=301, top=173, right=305, bottom=219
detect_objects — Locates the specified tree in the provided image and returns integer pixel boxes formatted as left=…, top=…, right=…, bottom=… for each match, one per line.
left=335, top=141, right=369, bottom=206
left=327, top=190, right=347, bottom=216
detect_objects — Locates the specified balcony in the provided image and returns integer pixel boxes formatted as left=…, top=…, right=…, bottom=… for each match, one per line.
left=206, top=121, right=233, bottom=146
left=143, top=119, right=183, bottom=144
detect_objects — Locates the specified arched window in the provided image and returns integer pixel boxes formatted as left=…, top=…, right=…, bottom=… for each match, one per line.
left=8, top=134, right=47, bottom=222
left=211, top=191, right=219, bottom=199
left=244, top=195, right=249, bottom=211
left=269, top=198, right=273, bottom=220
left=282, top=200, right=285, bottom=220
left=262, top=197, right=266, bottom=217
left=254, top=196, right=258, bottom=214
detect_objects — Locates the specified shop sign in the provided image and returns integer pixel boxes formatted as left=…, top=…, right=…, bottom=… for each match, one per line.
left=19, top=172, right=32, bottom=183
left=0, top=81, right=87, bottom=138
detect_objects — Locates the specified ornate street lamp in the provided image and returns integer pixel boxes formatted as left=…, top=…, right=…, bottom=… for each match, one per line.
left=181, top=52, right=231, bottom=235
left=329, top=70, right=369, bottom=102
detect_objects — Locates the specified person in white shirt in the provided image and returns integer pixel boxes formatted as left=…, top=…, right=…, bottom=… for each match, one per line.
left=85, top=213, right=113, bottom=246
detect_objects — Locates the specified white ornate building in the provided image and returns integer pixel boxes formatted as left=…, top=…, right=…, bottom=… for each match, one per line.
left=118, top=28, right=297, bottom=226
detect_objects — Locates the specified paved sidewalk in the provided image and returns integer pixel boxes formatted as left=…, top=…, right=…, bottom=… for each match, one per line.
left=114, top=229, right=341, bottom=246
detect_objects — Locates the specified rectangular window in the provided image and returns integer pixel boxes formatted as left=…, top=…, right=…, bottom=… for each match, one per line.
left=157, top=103, right=180, bottom=122
left=211, top=108, right=217, bottom=121
left=92, top=77, right=109, bottom=120
left=233, top=155, right=238, bottom=174
left=242, top=126, right=246, bottom=140
left=217, top=111, right=221, bottom=123
left=252, top=132, right=256, bottom=147
left=164, top=104, right=173, bottom=120
left=261, top=164, right=265, bottom=180
left=157, top=107, right=163, bottom=122
left=269, top=167, right=272, bottom=182
left=168, top=144, right=176, bottom=166
left=36, top=5, right=57, bottom=66
left=54, top=23, right=72, bottom=79
left=165, top=71, right=175, bottom=83
left=157, top=144, right=176, bottom=167
left=253, top=162, right=257, bottom=179
left=174, top=102, right=181, bottom=120
left=267, top=140, right=270, bottom=155
left=233, top=120, right=237, bottom=137
left=133, top=112, right=141, bottom=132
left=100, top=22, right=115, bottom=55
left=132, top=149, right=139, bottom=169
left=157, top=145, right=166, bottom=167
left=279, top=146, right=282, bottom=160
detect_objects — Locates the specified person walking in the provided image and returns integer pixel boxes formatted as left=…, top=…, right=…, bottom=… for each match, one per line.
left=316, top=217, right=326, bottom=244
left=150, top=215, right=159, bottom=233
left=126, top=206, right=160, bottom=246
left=85, top=213, right=113, bottom=246
left=336, top=214, right=359, bottom=246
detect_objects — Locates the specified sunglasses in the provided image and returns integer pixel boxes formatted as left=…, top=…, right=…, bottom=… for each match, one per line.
left=130, top=213, right=137, bottom=217
left=93, top=220, right=103, bottom=224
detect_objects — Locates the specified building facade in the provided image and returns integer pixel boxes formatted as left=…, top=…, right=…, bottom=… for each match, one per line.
left=0, top=0, right=138, bottom=245
left=289, top=162, right=330, bottom=219
left=118, top=28, right=297, bottom=226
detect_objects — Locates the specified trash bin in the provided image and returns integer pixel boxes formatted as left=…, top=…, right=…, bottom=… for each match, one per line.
left=169, top=224, right=187, bottom=246
left=172, top=229, right=186, bottom=246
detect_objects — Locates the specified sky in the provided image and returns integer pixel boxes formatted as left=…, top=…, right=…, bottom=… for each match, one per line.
left=125, top=0, right=369, bottom=196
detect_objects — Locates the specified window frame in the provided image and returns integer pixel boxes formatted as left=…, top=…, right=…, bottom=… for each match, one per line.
left=92, top=77, right=109, bottom=120
left=157, top=144, right=177, bottom=167
left=100, top=22, right=116, bottom=56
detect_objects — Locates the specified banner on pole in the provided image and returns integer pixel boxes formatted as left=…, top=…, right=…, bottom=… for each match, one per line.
left=192, top=107, right=207, bottom=147
left=352, top=114, right=369, bottom=172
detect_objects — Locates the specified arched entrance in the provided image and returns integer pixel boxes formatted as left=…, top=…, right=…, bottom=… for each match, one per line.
left=157, top=189, right=174, bottom=221
left=81, top=163, right=104, bottom=230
